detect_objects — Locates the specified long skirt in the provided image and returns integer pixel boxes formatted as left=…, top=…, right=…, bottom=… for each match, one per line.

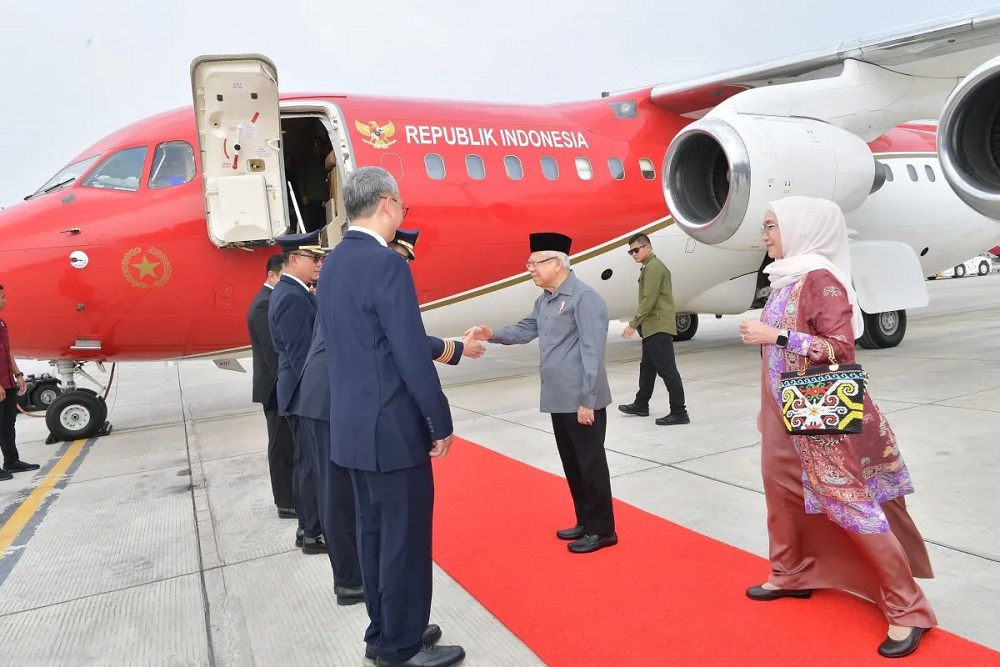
left=759, top=372, right=937, bottom=628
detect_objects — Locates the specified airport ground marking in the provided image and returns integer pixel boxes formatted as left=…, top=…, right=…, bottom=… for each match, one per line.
left=0, top=438, right=87, bottom=555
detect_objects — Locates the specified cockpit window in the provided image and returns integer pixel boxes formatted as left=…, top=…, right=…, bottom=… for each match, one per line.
left=28, top=154, right=101, bottom=199
left=149, top=141, right=196, bottom=189
left=81, top=146, right=148, bottom=192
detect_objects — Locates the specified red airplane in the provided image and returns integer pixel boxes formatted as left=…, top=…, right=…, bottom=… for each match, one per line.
left=4, top=11, right=1000, bottom=443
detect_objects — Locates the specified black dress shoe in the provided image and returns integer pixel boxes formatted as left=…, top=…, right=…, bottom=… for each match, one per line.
left=276, top=507, right=296, bottom=519
left=334, top=584, right=365, bottom=606
left=294, top=529, right=303, bottom=548
left=375, top=643, right=465, bottom=667
left=568, top=533, right=618, bottom=554
left=366, top=625, right=442, bottom=661
left=655, top=412, right=690, bottom=426
left=301, top=535, right=327, bottom=554
left=618, top=403, right=649, bottom=417
left=4, top=460, right=40, bottom=473
left=745, top=585, right=813, bottom=601
left=556, top=525, right=585, bottom=540
left=878, top=627, right=930, bottom=658
left=422, top=624, right=442, bottom=645
left=0, top=469, right=12, bottom=481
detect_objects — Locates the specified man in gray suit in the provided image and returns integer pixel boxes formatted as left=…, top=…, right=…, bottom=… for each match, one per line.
left=467, top=232, right=617, bottom=554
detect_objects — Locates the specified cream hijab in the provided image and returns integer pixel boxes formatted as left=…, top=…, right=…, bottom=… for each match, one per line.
left=763, top=196, right=864, bottom=338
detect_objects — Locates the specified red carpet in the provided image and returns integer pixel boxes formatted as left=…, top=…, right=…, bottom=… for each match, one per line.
left=432, top=438, right=1000, bottom=667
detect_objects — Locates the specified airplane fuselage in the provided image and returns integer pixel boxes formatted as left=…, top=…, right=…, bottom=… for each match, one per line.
left=1, top=93, right=998, bottom=362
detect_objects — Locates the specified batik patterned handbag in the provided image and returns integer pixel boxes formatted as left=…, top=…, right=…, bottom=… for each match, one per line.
left=779, top=340, right=866, bottom=435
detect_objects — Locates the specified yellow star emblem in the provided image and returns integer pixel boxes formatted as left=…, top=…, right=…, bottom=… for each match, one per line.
left=131, top=255, right=160, bottom=279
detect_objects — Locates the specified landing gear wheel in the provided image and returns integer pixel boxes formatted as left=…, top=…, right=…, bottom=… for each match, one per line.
left=857, top=310, right=906, bottom=349
left=30, top=383, right=62, bottom=410
left=44, top=390, right=109, bottom=443
left=673, top=313, right=699, bottom=342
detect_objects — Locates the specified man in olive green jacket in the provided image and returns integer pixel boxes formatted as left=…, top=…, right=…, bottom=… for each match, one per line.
left=618, top=233, right=690, bottom=425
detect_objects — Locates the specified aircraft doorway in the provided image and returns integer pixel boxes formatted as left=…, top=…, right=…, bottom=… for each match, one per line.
left=280, top=115, right=347, bottom=242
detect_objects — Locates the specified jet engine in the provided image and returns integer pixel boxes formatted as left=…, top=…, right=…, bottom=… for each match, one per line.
left=938, top=55, right=1000, bottom=222
left=662, top=112, right=886, bottom=249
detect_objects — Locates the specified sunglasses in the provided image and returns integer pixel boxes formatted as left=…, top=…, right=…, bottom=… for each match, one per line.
left=627, top=245, right=648, bottom=256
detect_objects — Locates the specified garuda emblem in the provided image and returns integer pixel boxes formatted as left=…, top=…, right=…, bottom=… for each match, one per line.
left=355, top=120, right=397, bottom=149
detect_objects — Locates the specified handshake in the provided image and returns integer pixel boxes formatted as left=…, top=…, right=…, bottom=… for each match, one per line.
left=460, top=324, right=494, bottom=360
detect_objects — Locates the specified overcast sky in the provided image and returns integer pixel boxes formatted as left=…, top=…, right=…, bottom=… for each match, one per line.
left=0, top=0, right=996, bottom=206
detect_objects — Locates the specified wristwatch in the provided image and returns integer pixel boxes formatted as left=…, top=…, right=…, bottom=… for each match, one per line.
left=775, top=330, right=789, bottom=348
left=14, top=372, right=23, bottom=378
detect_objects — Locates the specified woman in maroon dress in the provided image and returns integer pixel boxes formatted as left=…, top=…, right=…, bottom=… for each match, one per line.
left=739, top=196, right=936, bottom=659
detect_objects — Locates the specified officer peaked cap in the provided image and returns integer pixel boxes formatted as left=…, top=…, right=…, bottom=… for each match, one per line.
left=275, top=230, right=330, bottom=257
left=392, top=228, right=420, bottom=260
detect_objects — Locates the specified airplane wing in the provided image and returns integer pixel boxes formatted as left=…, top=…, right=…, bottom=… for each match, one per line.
left=648, top=9, right=1000, bottom=117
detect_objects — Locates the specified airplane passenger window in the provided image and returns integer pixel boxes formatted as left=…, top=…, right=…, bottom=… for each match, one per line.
left=424, top=154, right=446, bottom=180
left=149, top=141, right=196, bottom=189
left=504, top=155, right=524, bottom=180
left=380, top=153, right=404, bottom=179
left=608, top=158, right=625, bottom=180
left=906, top=164, right=918, bottom=182
left=639, top=158, right=655, bottom=180
left=541, top=156, right=559, bottom=180
left=466, top=155, right=486, bottom=180
left=575, top=157, right=593, bottom=181
left=924, top=165, right=936, bottom=182
left=81, top=146, right=148, bottom=192
left=884, top=164, right=894, bottom=181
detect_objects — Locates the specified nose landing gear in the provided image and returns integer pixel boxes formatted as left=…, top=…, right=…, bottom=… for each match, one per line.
left=43, top=360, right=114, bottom=444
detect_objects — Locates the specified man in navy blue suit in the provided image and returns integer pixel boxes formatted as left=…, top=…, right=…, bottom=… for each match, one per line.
left=317, top=168, right=466, bottom=667
left=286, top=226, right=482, bottom=613
left=268, top=230, right=329, bottom=556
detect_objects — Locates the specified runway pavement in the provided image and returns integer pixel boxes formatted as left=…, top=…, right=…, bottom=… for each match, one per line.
left=1, top=272, right=997, bottom=665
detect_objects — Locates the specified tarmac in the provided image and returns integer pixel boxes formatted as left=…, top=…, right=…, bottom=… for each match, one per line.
left=1, top=271, right=998, bottom=666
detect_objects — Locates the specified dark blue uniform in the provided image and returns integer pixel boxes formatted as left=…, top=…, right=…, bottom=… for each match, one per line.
left=286, top=321, right=464, bottom=601
left=317, top=230, right=453, bottom=665
left=246, top=284, right=295, bottom=512
left=268, top=273, right=322, bottom=542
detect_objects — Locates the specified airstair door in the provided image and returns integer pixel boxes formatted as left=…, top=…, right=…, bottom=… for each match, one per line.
left=190, top=54, right=289, bottom=247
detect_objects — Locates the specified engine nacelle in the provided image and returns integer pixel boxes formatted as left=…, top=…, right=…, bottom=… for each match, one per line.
left=662, top=112, right=883, bottom=248
left=938, top=55, right=1000, bottom=222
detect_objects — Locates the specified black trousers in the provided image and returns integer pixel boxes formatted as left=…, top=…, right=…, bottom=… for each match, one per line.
left=635, top=332, right=687, bottom=413
left=286, top=416, right=322, bottom=539
left=550, top=409, right=615, bottom=536
left=1, top=389, right=21, bottom=466
left=263, top=408, right=295, bottom=510
left=351, top=463, right=434, bottom=664
left=293, top=415, right=362, bottom=588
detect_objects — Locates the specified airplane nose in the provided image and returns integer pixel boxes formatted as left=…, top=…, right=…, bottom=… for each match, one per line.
left=0, top=195, right=79, bottom=358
